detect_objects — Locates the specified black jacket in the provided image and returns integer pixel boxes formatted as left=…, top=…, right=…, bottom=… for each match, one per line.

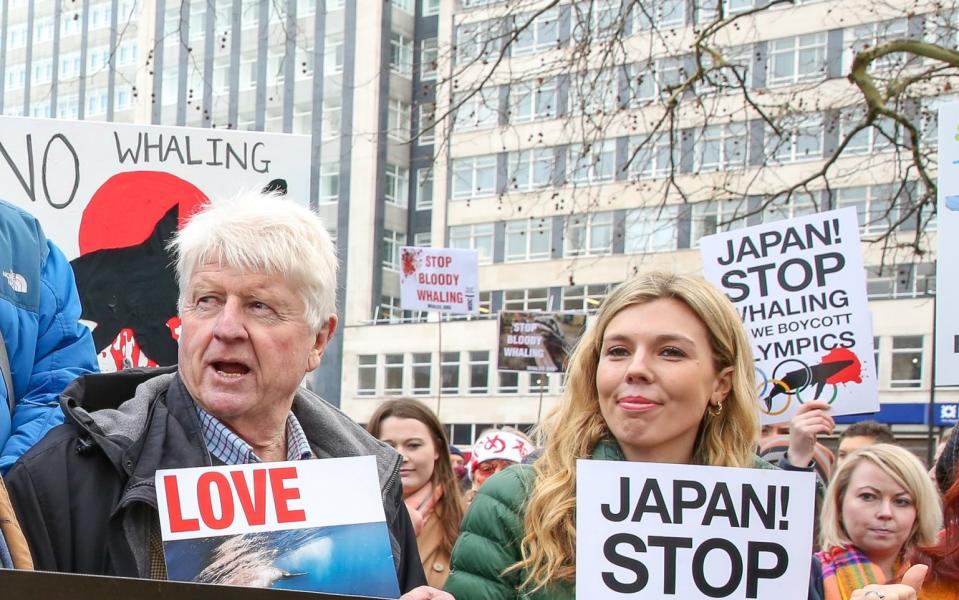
left=5, top=367, right=426, bottom=592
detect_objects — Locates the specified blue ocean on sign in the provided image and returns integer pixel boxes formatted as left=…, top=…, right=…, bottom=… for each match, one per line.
left=164, top=522, right=399, bottom=598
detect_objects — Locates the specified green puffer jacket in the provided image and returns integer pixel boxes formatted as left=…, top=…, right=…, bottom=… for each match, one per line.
left=444, top=438, right=779, bottom=600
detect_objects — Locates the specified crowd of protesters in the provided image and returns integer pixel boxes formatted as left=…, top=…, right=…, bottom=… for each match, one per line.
left=0, top=192, right=958, bottom=600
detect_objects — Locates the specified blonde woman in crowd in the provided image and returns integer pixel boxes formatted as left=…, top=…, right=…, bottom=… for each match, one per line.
left=445, top=272, right=766, bottom=599
left=811, top=444, right=941, bottom=600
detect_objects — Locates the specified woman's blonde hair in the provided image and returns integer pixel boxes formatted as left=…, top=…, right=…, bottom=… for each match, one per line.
left=820, top=443, right=942, bottom=552
left=509, top=271, right=760, bottom=591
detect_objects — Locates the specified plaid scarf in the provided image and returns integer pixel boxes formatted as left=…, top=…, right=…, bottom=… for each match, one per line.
left=816, top=545, right=905, bottom=600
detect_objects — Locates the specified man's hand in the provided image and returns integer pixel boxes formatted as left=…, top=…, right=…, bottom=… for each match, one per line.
left=850, top=564, right=926, bottom=600
left=786, top=400, right=834, bottom=469
left=400, top=586, right=455, bottom=600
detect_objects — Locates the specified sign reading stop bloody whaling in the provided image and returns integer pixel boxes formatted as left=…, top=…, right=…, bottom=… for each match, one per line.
left=700, top=207, right=877, bottom=424
left=576, top=460, right=815, bottom=600
left=399, top=246, right=479, bottom=314
left=154, top=457, right=400, bottom=598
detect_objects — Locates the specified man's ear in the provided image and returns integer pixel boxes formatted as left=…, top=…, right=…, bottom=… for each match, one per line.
left=307, top=314, right=338, bottom=372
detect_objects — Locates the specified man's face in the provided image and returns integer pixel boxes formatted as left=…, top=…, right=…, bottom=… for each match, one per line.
left=837, top=435, right=877, bottom=466
left=177, top=263, right=335, bottom=435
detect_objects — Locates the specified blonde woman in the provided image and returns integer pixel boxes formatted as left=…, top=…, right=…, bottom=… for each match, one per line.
left=445, top=272, right=765, bottom=599
left=811, top=444, right=942, bottom=600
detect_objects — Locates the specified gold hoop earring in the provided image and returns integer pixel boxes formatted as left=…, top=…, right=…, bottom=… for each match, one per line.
left=707, top=402, right=723, bottom=417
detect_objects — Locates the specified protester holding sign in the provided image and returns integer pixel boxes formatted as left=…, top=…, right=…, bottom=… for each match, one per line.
left=368, top=399, right=465, bottom=589
left=5, top=192, right=448, bottom=598
left=445, top=272, right=771, bottom=599
left=812, top=444, right=942, bottom=600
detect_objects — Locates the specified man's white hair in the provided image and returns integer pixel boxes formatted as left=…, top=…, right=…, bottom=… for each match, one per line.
left=169, top=189, right=338, bottom=331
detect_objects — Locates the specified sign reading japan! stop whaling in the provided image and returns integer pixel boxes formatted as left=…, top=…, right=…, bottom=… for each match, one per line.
left=399, top=247, right=479, bottom=314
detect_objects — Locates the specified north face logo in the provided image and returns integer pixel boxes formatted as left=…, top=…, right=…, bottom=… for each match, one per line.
left=2, top=271, right=27, bottom=293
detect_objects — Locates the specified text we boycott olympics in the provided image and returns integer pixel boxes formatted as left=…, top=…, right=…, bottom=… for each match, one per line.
left=700, top=207, right=878, bottom=423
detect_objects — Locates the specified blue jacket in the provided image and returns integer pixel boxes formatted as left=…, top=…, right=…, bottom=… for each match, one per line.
left=0, top=199, right=98, bottom=473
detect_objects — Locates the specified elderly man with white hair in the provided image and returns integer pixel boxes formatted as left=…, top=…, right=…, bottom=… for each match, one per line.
left=5, top=191, right=450, bottom=599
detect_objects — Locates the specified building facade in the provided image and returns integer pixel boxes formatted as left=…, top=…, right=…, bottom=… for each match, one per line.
left=0, top=0, right=955, bottom=452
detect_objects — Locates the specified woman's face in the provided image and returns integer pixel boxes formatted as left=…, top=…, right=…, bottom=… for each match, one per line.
left=841, top=460, right=917, bottom=563
left=595, top=298, right=732, bottom=464
left=378, top=417, right=439, bottom=498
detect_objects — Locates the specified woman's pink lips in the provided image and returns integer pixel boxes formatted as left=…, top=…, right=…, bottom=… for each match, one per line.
left=618, top=396, right=661, bottom=412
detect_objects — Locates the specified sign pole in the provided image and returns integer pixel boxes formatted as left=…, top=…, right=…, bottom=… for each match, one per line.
left=536, top=375, right=545, bottom=424
left=928, top=266, right=938, bottom=466
left=436, top=316, right=443, bottom=420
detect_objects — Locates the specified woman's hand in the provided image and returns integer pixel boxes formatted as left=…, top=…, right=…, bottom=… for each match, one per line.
left=400, top=586, right=455, bottom=599
left=786, top=400, right=834, bottom=468
left=849, top=564, right=927, bottom=600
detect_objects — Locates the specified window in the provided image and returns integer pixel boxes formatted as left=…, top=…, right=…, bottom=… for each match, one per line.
left=387, top=99, right=412, bottom=142
left=382, top=230, right=406, bottom=270
left=416, top=169, right=434, bottom=210
left=507, top=149, right=555, bottom=191
left=568, top=69, right=620, bottom=114
left=455, top=19, right=501, bottom=64
left=503, top=288, right=550, bottom=311
left=325, top=35, right=344, bottom=74
left=890, top=336, right=923, bottom=388
left=57, top=95, right=80, bottom=120
left=498, top=371, right=519, bottom=394
left=624, top=206, right=679, bottom=253
left=565, top=212, right=613, bottom=256
left=414, top=232, right=432, bottom=247
left=322, top=104, right=341, bottom=139
left=453, top=88, right=499, bottom=130
left=510, top=77, right=557, bottom=123
left=563, top=284, right=613, bottom=311
left=843, top=19, right=908, bottom=72
left=451, top=155, right=497, bottom=199
left=632, top=0, right=684, bottom=31
left=698, top=45, right=753, bottom=93
left=766, top=114, right=823, bottom=163
left=839, top=107, right=898, bottom=155
left=390, top=33, right=414, bottom=77
left=866, top=263, right=935, bottom=299
left=762, top=192, right=819, bottom=223
left=694, top=123, right=748, bottom=171
left=441, top=352, right=460, bottom=394
left=768, top=33, right=827, bottom=87
left=385, top=164, right=409, bottom=207
left=378, top=294, right=403, bottom=323
left=449, top=223, right=494, bottom=264
left=628, top=134, right=677, bottom=180
left=422, top=0, right=440, bottom=16
left=505, top=218, right=552, bottom=262
left=319, top=164, right=339, bottom=204
left=384, top=354, right=404, bottom=395
left=513, top=8, right=559, bottom=56
left=469, top=351, right=489, bottom=393
left=567, top=141, right=615, bottom=184
left=411, top=353, right=431, bottom=395
left=691, top=199, right=749, bottom=247
left=392, top=0, right=413, bottom=14
left=420, top=38, right=438, bottom=80
left=357, top=355, right=377, bottom=396
left=417, top=102, right=436, bottom=145
left=572, top=0, right=619, bottom=42
left=834, top=185, right=899, bottom=235
left=629, top=58, right=686, bottom=105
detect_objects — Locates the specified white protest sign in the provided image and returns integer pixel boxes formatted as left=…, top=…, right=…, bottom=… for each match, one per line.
left=576, top=460, right=815, bottom=600
left=399, top=246, right=479, bottom=314
left=701, top=207, right=878, bottom=423
left=0, top=116, right=310, bottom=372
left=155, top=457, right=400, bottom=597
left=937, top=101, right=959, bottom=384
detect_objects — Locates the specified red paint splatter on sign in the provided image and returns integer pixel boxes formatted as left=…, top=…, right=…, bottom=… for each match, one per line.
left=822, top=347, right=862, bottom=385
